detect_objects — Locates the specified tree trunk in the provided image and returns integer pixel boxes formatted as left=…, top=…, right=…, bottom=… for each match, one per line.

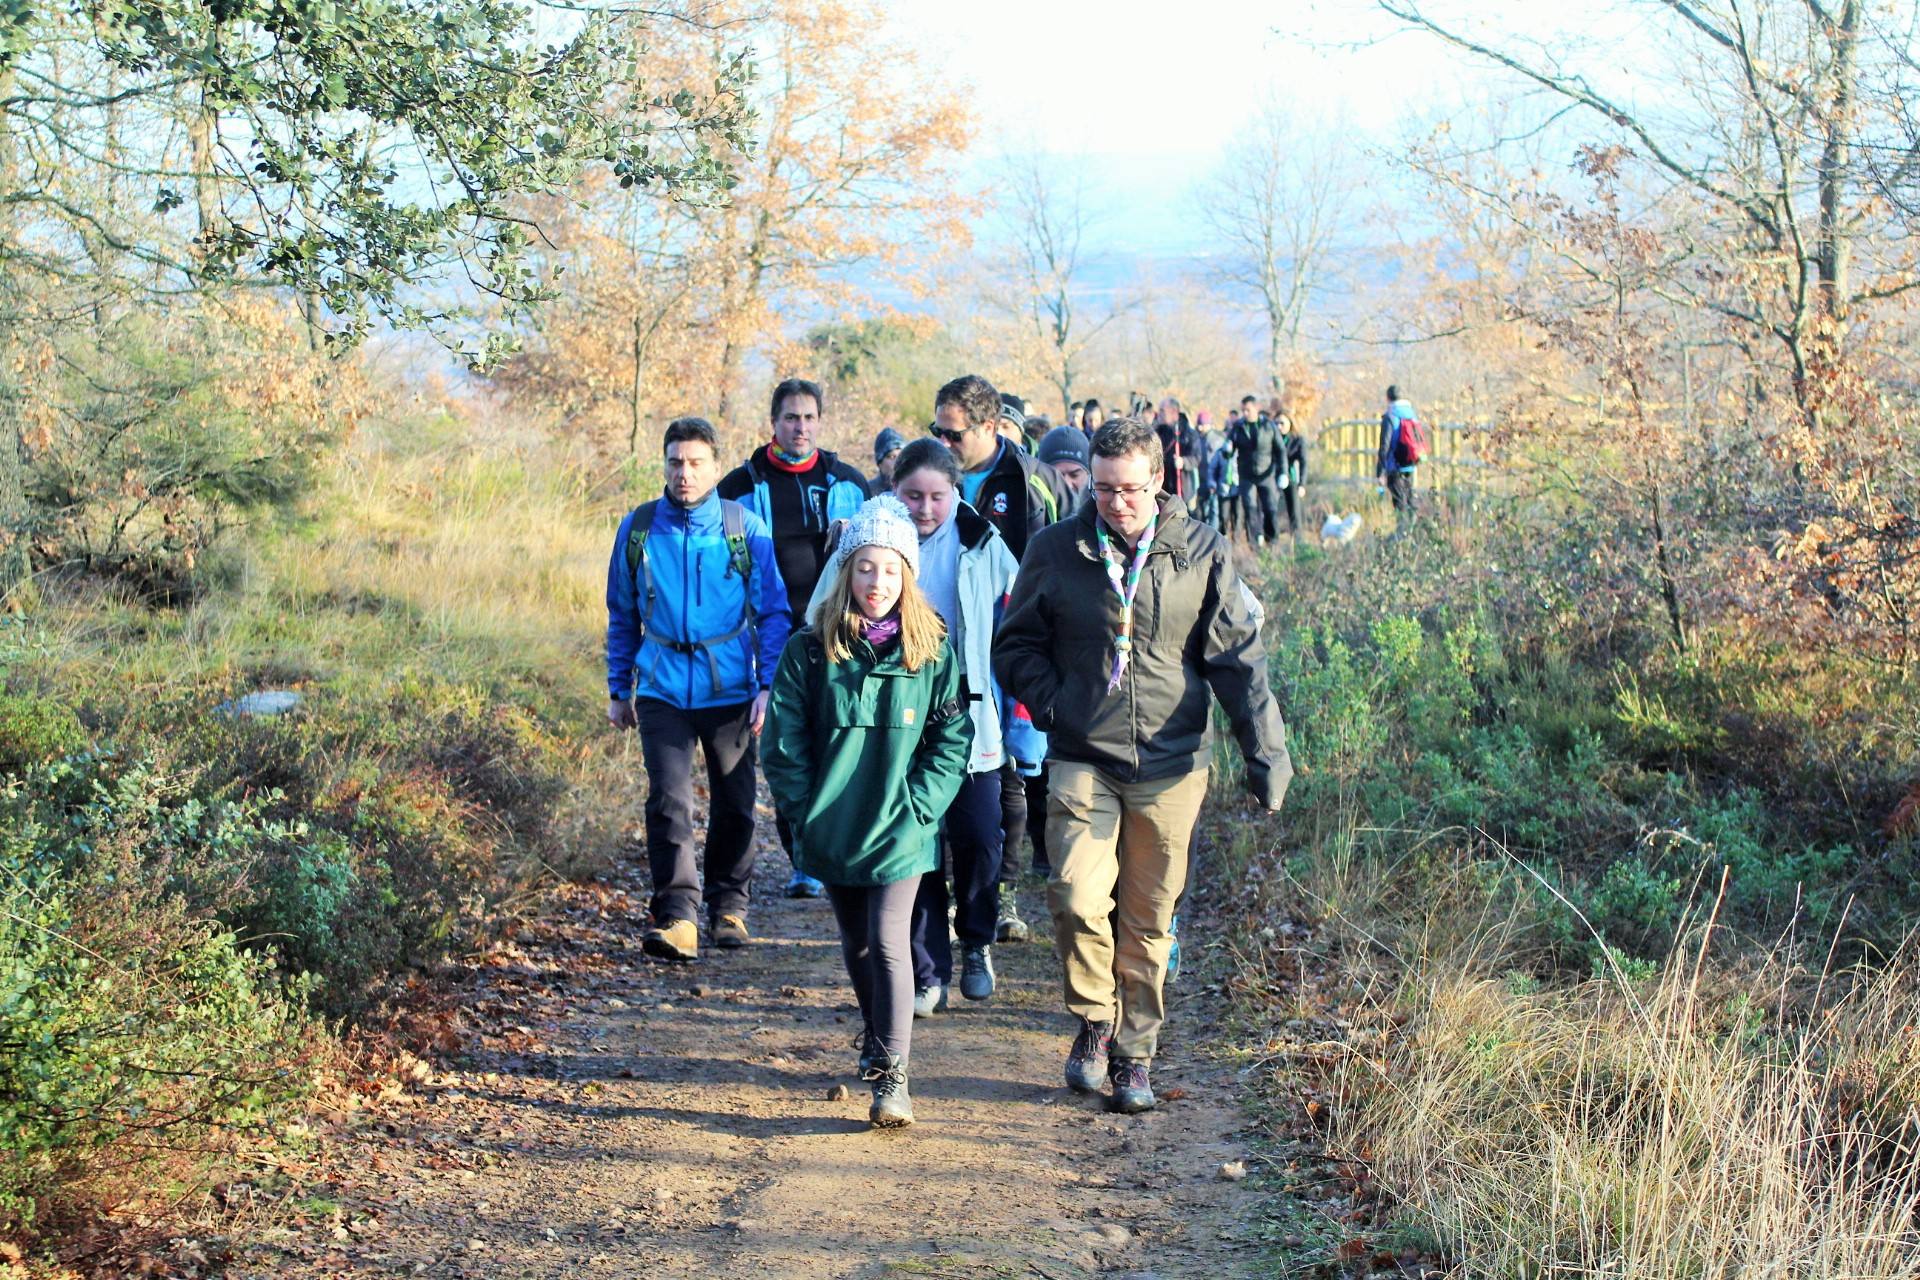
left=629, top=315, right=644, bottom=460
left=1816, top=0, right=1860, bottom=323
left=190, top=84, right=219, bottom=259
left=0, top=64, right=28, bottom=605
left=1647, top=460, right=1688, bottom=653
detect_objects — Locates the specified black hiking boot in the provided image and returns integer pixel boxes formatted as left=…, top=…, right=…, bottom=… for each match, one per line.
left=1065, top=1016, right=1114, bottom=1093
left=854, top=1026, right=884, bottom=1076
left=1108, top=1056, right=1155, bottom=1114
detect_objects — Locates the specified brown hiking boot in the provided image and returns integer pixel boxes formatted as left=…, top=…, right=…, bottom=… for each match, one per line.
left=711, top=913, right=750, bottom=949
left=641, top=917, right=698, bottom=961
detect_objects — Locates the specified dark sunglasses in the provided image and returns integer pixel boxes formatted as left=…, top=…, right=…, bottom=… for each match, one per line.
left=928, top=423, right=969, bottom=444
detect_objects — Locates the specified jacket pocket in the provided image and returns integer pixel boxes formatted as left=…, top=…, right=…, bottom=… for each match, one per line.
left=870, top=673, right=930, bottom=735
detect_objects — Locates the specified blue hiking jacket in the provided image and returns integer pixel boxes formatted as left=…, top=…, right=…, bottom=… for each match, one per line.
left=605, top=491, right=791, bottom=708
left=1378, top=399, right=1420, bottom=477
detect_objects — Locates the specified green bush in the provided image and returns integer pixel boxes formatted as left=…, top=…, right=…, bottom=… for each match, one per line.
left=0, top=694, right=85, bottom=773
left=0, top=756, right=312, bottom=1234
left=88, top=676, right=582, bottom=1014
left=1261, top=588, right=1911, bottom=971
left=22, top=305, right=350, bottom=598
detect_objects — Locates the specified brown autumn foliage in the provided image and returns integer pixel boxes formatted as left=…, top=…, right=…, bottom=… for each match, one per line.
left=491, top=0, right=975, bottom=455
left=15, top=295, right=369, bottom=596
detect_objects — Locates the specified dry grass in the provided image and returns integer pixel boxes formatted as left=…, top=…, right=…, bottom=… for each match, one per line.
left=1307, top=849, right=1920, bottom=1276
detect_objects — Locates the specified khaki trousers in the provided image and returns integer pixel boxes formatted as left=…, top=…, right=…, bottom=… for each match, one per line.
left=1045, top=761, right=1209, bottom=1060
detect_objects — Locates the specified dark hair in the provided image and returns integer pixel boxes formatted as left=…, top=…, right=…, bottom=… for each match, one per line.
left=1083, top=397, right=1101, bottom=413
left=770, top=377, right=825, bottom=422
left=1386, top=384, right=1400, bottom=401
left=1240, top=394, right=1258, bottom=407
left=1090, top=417, right=1163, bottom=475
left=890, top=437, right=963, bottom=490
left=663, top=416, right=719, bottom=452
left=935, top=373, right=1001, bottom=429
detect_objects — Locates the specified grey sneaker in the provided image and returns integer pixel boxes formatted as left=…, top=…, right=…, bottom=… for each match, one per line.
left=912, top=983, right=948, bottom=1018
left=1108, top=1057, right=1155, bottom=1114
left=1065, top=1017, right=1113, bottom=1093
left=864, top=1055, right=913, bottom=1128
left=959, top=945, right=995, bottom=1000
left=994, top=885, right=1030, bottom=943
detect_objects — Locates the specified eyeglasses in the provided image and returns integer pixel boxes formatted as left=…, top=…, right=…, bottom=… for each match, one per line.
left=928, top=424, right=971, bottom=444
left=1092, top=483, right=1155, bottom=501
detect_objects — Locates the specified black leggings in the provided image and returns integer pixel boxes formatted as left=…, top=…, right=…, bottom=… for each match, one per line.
left=828, top=878, right=919, bottom=1064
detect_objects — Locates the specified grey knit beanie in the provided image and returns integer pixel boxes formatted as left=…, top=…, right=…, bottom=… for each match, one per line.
left=836, top=495, right=921, bottom=577
left=1037, top=424, right=1091, bottom=469
left=873, top=426, right=906, bottom=465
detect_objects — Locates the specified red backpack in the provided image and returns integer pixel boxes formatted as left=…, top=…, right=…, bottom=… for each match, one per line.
left=1394, top=414, right=1430, bottom=468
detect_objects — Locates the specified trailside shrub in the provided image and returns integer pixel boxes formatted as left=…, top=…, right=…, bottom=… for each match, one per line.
left=0, top=756, right=313, bottom=1236
left=18, top=299, right=368, bottom=599
left=0, top=693, right=85, bottom=773
left=1262, top=590, right=1915, bottom=971
left=99, top=675, right=584, bottom=1015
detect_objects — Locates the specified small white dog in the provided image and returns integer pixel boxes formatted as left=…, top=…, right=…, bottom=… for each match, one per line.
left=1320, top=510, right=1364, bottom=545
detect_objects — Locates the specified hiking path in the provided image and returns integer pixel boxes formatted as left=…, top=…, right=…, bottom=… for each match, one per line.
left=263, top=808, right=1279, bottom=1279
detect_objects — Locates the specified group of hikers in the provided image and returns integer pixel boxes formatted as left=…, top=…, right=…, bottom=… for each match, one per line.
left=605, top=375, right=1424, bottom=1128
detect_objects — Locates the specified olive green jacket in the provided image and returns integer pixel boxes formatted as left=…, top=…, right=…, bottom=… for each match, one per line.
left=762, top=629, right=972, bottom=886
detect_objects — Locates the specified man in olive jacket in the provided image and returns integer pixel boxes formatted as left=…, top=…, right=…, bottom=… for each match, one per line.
left=992, top=418, right=1291, bottom=1114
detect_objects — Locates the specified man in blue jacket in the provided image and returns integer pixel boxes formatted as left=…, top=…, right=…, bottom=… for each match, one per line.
left=1376, top=383, right=1421, bottom=535
left=607, top=416, right=791, bottom=961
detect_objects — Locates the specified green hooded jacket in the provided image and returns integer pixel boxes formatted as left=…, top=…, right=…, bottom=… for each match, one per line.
left=762, top=628, right=972, bottom=886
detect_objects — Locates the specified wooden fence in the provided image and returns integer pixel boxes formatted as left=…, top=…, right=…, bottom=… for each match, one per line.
left=1306, top=416, right=1497, bottom=523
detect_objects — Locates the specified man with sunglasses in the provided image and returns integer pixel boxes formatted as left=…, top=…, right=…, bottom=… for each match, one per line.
left=993, top=418, right=1291, bottom=1115
left=929, top=374, right=1071, bottom=969
left=931, top=374, right=1063, bottom=561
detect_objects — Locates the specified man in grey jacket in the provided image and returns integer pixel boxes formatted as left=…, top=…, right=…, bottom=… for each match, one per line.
left=993, top=418, right=1291, bottom=1114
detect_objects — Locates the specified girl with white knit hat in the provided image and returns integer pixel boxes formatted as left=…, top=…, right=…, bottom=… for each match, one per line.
left=761, top=495, right=972, bottom=1127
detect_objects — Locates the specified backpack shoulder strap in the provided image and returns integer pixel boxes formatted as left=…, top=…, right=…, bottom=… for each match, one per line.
left=718, top=498, right=754, bottom=585
left=624, top=501, right=661, bottom=623
left=1024, top=457, right=1058, bottom=523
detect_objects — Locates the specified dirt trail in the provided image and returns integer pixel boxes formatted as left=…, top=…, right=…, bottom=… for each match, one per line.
left=269, top=814, right=1275, bottom=1278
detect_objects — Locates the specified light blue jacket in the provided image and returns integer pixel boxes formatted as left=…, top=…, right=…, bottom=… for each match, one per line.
left=605, top=491, right=791, bottom=709
left=808, top=504, right=1041, bottom=775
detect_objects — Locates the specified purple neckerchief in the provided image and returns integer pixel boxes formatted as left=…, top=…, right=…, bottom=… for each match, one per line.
left=862, top=613, right=901, bottom=649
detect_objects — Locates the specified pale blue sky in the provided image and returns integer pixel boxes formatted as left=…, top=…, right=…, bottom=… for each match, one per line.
left=887, top=0, right=1662, bottom=257
left=891, top=0, right=1447, bottom=254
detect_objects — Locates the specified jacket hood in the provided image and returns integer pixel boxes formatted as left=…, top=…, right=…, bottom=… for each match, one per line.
left=954, top=502, right=996, bottom=552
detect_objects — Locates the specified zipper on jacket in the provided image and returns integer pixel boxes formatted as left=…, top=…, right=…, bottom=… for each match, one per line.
left=682, top=517, right=695, bottom=706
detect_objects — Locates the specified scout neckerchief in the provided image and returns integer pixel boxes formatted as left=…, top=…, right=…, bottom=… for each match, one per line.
left=1096, top=511, right=1159, bottom=695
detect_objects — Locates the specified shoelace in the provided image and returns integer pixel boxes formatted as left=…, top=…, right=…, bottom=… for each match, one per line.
left=1073, top=1022, right=1113, bottom=1055
left=862, top=1063, right=907, bottom=1090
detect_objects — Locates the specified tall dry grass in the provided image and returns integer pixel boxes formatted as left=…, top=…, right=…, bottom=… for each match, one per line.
left=1306, top=847, right=1920, bottom=1276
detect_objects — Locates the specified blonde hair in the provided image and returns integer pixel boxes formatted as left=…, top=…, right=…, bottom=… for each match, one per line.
left=812, top=551, right=947, bottom=671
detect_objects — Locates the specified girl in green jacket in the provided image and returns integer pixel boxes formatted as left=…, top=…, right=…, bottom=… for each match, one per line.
left=762, top=495, right=972, bottom=1127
